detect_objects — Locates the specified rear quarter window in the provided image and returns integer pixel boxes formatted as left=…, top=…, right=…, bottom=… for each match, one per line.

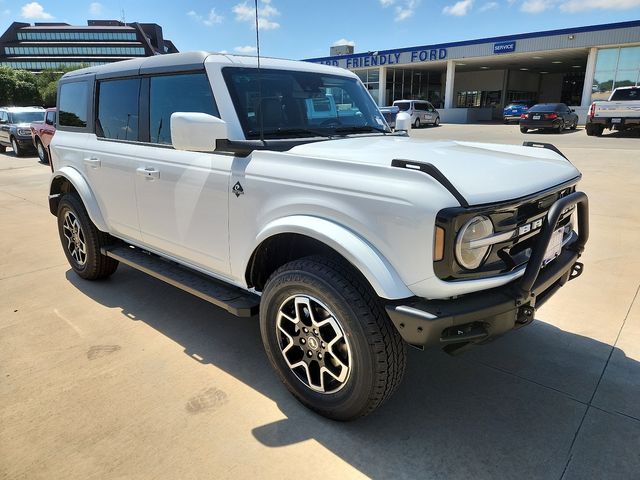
left=58, top=81, right=89, bottom=128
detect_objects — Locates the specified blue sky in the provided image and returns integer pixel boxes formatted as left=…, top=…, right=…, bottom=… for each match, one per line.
left=1, top=0, right=638, bottom=59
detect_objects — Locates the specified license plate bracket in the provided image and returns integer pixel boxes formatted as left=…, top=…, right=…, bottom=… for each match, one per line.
left=612, top=118, right=622, bottom=124
left=543, top=227, right=565, bottom=266
left=533, top=115, right=541, bottom=120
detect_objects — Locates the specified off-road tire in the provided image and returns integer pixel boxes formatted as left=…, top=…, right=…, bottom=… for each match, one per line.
left=260, top=255, right=406, bottom=421
left=57, top=193, right=119, bottom=280
left=0, top=144, right=6, bottom=153
left=36, top=139, right=49, bottom=164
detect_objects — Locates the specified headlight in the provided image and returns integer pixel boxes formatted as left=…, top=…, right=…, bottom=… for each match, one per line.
left=455, top=215, right=494, bottom=270
left=18, top=128, right=31, bottom=136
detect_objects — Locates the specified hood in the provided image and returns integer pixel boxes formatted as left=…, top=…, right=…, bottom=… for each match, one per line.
left=15, top=123, right=32, bottom=128
left=288, top=136, right=580, bottom=206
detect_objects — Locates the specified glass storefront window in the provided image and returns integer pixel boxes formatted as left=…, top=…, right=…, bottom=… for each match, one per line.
left=595, top=48, right=619, bottom=71
left=617, top=46, right=640, bottom=70
left=592, top=46, right=640, bottom=101
left=614, top=70, right=639, bottom=89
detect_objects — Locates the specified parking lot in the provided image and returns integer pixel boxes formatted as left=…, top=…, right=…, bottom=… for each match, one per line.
left=1, top=124, right=639, bottom=479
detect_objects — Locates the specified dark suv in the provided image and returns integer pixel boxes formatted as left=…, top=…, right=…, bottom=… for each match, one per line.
left=0, top=107, right=45, bottom=156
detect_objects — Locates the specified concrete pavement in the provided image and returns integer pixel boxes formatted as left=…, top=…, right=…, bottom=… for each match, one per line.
left=1, top=124, right=639, bottom=479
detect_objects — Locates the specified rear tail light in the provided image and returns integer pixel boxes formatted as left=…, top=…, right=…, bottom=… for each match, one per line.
left=589, top=102, right=596, bottom=119
left=546, top=113, right=558, bottom=120
left=520, top=113, right=527, bottom=119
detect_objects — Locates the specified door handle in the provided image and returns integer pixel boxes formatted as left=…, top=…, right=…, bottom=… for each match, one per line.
left=136, top=167, right=160, bottom=180
left=83, top=157, right=101, bottom=168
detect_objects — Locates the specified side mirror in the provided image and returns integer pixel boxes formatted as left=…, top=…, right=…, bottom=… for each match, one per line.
left=570, top=108, right=575, bottom=113
left=395, top=112, right=411, bottom=132
left=171, top=112, right=227, bottom=152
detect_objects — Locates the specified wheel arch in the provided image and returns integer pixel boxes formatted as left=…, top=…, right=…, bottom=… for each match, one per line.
left=49, top=167, right=108, bottom=231
left=246, top=216, right=413, bottom=300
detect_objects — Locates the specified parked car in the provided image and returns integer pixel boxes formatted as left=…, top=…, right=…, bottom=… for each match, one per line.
left=519, top=103, right=579, bottom=133
left=0, top=106, right=45, bottom=156
left=503, top=100, right=532, bottom=123
left=585, top=86, right=640, bottom=136
left=392, top=99, right=440, bottom=128
left=379, top=105, right=399, bottom=129
left=49, top=52, right=589, bottom=421
left=30, top=107, right=57, bottom=164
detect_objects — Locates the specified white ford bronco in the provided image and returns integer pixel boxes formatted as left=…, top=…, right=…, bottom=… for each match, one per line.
left=49, top=52, right=589, bottom=420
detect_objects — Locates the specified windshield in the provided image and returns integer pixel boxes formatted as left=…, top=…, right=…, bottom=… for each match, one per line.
left=528, top=104, right=558, bottom=112
left=395, top=102, right=410, bottom=111
left=10, top=111, right=45, bottom=124
left=223, top=67, right=390, bottom=139
left=611, top=88, right=639, bottom=101
left=506, top=103, right=527, bottom=109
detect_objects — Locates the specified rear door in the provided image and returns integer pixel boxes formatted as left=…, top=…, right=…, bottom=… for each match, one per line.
left=0, top=111, right=9, bottom=144
left=41, top=110, right=56, bottom=147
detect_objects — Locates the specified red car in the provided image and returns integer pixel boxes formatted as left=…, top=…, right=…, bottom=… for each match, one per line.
left=30, top=107, right=56, bottom=164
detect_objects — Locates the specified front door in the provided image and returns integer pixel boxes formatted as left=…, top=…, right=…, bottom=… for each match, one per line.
left=134, top=72, right=231, bottom=276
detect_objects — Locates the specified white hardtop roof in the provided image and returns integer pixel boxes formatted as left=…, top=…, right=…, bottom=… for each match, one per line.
left=61, top=51, right=356, bottom=80
left=0, top=106, right=45, bottom=111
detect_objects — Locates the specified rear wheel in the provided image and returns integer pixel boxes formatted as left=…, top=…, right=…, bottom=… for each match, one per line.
left=520, top=126, right=528, bottom=133
left=11, top=137, right=23, bottom=157
left=260, top=256, right=406, bottom=421
left=570, top=121, right=577, bottom=130
left=556, top=121, right=564, bottom=133
left=0, top=145, right=6, bottom=153
left=57, top=194, right=119, bottom=280
left=586, top=124, right=604, bottom=137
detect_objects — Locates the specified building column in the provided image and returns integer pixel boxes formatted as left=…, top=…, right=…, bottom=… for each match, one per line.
left=378, top=66, right=387, bottom=106
left=581, top=47, right=598, bottom=107
left=444, top=60, right=455, bottom=109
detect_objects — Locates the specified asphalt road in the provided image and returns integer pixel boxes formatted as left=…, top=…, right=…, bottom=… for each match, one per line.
left=1, top=124, right=639, bottom=479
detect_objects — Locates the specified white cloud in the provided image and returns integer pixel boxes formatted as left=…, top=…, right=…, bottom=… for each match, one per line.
left=520, top=0, right=549, bottom=13
left=560, top=0, right=640, bottom=11
left=187, top=8, right=223, bottom=26
left=393, top=0, right=420, bottom=21
left=233, top=0, right=280, bottom=30
left=479, top=1, right=498, bottom=11
left=443, top=0, right=474, bottom=15
left=89, top=2, right=103, bottom=15
left=332, top=38, right=355, bottom=47
left=379, top=0, right=395, bottom=6
left=234, top=45, right=258, bottom=54
left=20, top=2, right=53, bottom=19
left=218, top=49, right=229, bottom=54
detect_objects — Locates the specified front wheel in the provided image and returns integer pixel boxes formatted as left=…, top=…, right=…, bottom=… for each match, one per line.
left=414, top=118, right=421, bottom=129
left=36, top=140, right=49, bottom=164
left=260, top=256, right=406, bottom=421
left=434, top=116, right=440, bottom=127
left=57, top=194, right=119, bottom=280
left=11, top=137, right=23, bottom=157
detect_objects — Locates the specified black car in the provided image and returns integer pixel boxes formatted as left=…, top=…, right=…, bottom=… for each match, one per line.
left=0, top=106, right=45, bottom=156
left=519, top=103, right=579, bottom=134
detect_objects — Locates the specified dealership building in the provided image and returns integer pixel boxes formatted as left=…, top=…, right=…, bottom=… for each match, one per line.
left=306, top=20, right=640, bottom=123
left=0, top=20, right=178, bottom=72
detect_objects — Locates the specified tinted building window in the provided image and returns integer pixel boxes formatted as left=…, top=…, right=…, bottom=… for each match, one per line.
left=149, top=73, right=218, bottom=144
left=97, top=79, right=140, bottom=141
left=59, top=82, right=88, bottom=128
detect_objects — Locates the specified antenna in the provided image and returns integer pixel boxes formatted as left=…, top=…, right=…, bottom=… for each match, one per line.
left=254, top=0, right=264, bottom=145
left=121, top=9, right=126, bottom=24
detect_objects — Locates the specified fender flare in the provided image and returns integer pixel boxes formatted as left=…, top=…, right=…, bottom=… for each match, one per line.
left=254, top=215, right=414, bottom=300
left=49, top=167, right=108, bottom=231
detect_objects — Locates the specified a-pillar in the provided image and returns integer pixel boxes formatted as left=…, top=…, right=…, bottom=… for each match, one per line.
left=444, top=60, right=455, bottom=109
left=378, top=66, right=387, bottom=106
left=581, top=47, right=598, bottom=107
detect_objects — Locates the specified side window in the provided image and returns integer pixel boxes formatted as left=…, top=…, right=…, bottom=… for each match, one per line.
left=46, top=111, right=55, bottom=125
left=59, top=82, right=88, bottom=128
left=96, top=78, right=140, bottom=141
left=149, top=73, right=218, bottom=145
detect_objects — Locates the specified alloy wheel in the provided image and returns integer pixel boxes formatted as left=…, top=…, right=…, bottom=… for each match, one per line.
left=276, top=295, right=351, bottom=394
left=62, top=210, right=87, bottom=266
left=37, top=142, right=45, bottom=162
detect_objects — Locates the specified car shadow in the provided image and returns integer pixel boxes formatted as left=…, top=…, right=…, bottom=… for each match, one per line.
left=522, top=127, right=583, bottom=135
left=65, top=265, right=639, bottom=479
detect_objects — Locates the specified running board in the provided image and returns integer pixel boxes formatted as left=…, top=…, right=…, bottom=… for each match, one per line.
left=101, top=245, right=260, bottom=317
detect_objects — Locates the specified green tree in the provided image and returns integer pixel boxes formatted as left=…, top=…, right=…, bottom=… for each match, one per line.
left=0, top=67, right=41, bottom=106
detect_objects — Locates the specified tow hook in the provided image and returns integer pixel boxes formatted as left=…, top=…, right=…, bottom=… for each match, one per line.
left=569, top=262, right=584, bottom=281
left=516, top=305, right=535, bottom=326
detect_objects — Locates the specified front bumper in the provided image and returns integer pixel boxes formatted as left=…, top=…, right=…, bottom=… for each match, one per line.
left=386, top=191, right=589, bottom=352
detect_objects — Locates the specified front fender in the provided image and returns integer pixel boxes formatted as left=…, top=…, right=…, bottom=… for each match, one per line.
left=49, top=166, right=108, bottom=231
left=254, top=215, right=414, bottom=300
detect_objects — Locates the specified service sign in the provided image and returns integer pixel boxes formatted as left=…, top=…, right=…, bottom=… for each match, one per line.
left=493, top=41, right=516, bottom=54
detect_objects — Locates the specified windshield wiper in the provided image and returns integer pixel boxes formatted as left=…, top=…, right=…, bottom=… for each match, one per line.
left=332, top=125, right=389, bottom=135
left=249, top=127, right=334, bottom=139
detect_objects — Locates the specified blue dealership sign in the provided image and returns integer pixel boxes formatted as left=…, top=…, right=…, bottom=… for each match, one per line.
left=494, top=41, right=516, bottom=54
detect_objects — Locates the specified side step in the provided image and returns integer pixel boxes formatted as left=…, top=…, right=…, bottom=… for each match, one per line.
left=101, top=245, right=260, bottom=317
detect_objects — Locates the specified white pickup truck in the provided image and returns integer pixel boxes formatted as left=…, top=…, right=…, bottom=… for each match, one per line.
left=49, top=52, right=589, bottom=420
left=586, top=86, right=640, bottom=136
